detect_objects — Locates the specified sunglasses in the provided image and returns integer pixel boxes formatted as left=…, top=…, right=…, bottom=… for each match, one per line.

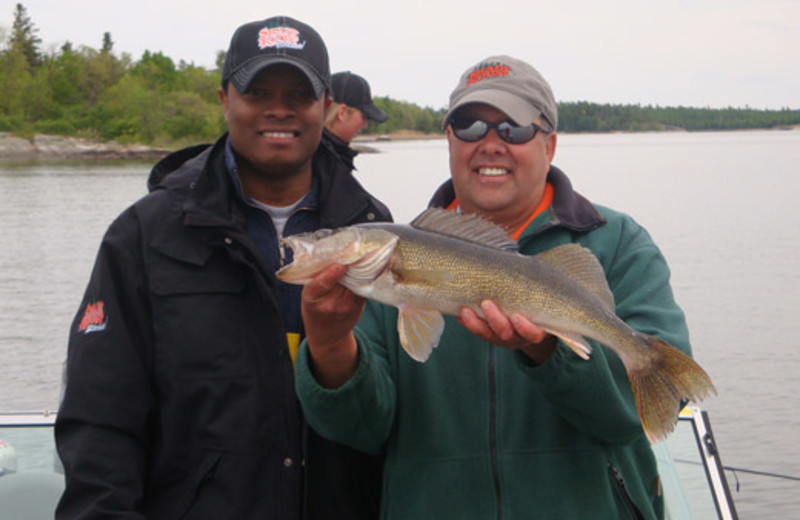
left=450, top=118, right=549, bottom=144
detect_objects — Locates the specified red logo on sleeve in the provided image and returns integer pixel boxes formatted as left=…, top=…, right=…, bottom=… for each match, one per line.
left=78, top=300, right=107, bottom=333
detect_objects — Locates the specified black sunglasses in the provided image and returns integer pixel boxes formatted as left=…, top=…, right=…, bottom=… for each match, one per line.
left=450, top=118, right=549, bottom=144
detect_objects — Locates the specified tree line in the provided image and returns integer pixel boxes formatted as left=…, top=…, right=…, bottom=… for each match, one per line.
left=2, top=4, right=798, bottom=147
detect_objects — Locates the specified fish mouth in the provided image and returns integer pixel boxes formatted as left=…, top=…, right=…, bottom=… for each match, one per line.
left=276, top=236, right=364, bottom=284
left=276, top=228, right=399, bottom=286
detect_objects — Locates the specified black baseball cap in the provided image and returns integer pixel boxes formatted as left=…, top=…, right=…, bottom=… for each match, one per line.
left=221, top=15, right=330, bottom=98
left=331, top=71, right=388, bottom=123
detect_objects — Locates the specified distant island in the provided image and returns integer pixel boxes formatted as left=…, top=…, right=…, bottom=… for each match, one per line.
left=3, top=2, right=799, bottom=159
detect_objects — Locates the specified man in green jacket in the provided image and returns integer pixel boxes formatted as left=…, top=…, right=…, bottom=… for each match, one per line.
left=295, top=55, right=690, bottom=519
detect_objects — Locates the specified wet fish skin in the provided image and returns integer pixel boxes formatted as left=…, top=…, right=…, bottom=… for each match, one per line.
left=277, top=208, right=716, bottom=442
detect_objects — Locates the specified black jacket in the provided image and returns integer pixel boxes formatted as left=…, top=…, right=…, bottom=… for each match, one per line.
left=56, top=135, right=391, bottom=519
left=321, top=128, right=358, bottom=171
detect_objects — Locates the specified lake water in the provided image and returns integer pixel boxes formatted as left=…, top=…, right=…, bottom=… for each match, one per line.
left=2, top=130, right=799, bottom=518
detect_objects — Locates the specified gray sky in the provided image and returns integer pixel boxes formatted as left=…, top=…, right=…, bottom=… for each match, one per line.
left=4, top=0, right=799, bottom=110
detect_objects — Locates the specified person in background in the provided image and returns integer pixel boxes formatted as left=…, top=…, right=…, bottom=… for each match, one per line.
left=294, top=55, right=692, bottom=519
left=323, top=71, right=388, bottom=169
left=55, top=15, right=389, bottom=520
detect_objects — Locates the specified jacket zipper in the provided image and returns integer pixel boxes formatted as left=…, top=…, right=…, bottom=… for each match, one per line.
left=489, top=346, right=503, bottom=520
left=245, top=198, right=316, bottom=269
left=277, top=204, right=316, bottom=268
left=608, top=463, right=646, bottom=520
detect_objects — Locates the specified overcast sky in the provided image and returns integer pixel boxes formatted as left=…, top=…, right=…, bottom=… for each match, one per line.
left=3, top=0, right=798, bottom=110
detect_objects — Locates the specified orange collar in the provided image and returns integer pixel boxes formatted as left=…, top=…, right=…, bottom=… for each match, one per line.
left=446, top=182, right=554, bottom=240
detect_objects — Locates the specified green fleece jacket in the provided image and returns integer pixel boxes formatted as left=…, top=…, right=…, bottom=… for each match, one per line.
left=296, top=167, right=690, bottom=520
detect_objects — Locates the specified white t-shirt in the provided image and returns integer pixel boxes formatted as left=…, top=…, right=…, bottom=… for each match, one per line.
left=249, top=197, right=305, bottom=236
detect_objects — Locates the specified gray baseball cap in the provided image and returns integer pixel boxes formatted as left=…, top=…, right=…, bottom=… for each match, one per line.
left=442, top=55, right=557, bottom=131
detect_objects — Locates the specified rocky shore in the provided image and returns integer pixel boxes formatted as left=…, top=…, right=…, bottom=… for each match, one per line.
left=0, top=131, right=445, bottom=162
left=0, top=132, right=172, bottom=162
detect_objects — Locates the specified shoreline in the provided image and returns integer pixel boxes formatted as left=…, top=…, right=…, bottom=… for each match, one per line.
left=0, top=133, right=172, bottom=162
left=0, top=131, right=445, bottom=162
left=3, top=126, right=796, bottom=162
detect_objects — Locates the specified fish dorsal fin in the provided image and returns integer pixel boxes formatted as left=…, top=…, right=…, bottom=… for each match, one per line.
left=410, top=207, right=518, bottom=252
left=536, top=244, right=615, bottom=309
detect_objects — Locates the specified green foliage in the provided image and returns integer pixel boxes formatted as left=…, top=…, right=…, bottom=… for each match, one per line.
left=132, top=50, right=178, bottom=91
left=0, top=4, right=225, bottom=146
left=0, top=47, right=34, bottom=118
left=33, top=118, right=76, bottom=135
left=556, top=102, right=800, bottom=133
left=368, top=97, right=446, bottom=134
left=1, top=3, right=798, bottom=148
left=9, top=3, right=41, bottom=70
left=101, top=32, right=113, bottom=54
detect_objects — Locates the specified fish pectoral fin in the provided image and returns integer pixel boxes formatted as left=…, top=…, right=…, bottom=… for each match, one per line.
left=544, top=328, right=593, bottom=360
left=397, top=307, right=445, bottom=363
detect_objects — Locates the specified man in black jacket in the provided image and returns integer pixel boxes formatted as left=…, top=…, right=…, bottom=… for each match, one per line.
left=55, top=15, right=390, bottom=520
left=323, top=71, right=388, bottom=170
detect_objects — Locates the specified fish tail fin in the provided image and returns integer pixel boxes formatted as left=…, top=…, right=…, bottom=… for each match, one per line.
left=628, top=336, right=717, bottom=443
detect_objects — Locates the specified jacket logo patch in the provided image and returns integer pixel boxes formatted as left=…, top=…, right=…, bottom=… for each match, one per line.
left=78, top=300, right=107, bottom=334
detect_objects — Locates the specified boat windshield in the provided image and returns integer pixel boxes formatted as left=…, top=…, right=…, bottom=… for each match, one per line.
left=0, top=412, right=63, bottom=519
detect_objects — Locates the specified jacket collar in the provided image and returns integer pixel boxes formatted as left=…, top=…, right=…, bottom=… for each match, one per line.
left=148, top=133, right=391, bottom=232
left=321, top=128, right=358, bottom=171
left=427, top=165, right=605, bottom=236
left=222, top=135, right=322, bottom=214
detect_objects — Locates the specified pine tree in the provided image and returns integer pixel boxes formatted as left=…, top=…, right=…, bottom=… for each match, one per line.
left=9, top=3, right=42, bottom=70
left=101, top=32, right=113, bottom=54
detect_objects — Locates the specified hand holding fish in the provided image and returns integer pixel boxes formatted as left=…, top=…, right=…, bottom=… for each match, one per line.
left=300, top=263, right=362, bottom=388
left=459, top=300, right=557, bottom=365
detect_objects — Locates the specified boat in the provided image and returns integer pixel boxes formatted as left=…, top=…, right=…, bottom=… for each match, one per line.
left=0, top=411, right=63, bottom=520
left=0, top=407, right=738, bottom=519
left=652, top=406, right=738, bottom=519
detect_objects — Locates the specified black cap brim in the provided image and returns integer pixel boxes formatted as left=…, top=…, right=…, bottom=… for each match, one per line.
left=230, top=57, right=327, bottom=98
left=361, top=103, right=388, bottom=123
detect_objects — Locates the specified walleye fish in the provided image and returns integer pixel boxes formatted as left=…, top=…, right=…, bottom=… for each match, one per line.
left=277, top=207, right=715, bottom=442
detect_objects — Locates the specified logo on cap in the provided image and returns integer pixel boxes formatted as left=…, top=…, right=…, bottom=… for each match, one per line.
left=467, top=62, right=511, bottom=86
left=258, top=26, right=306, bottom=50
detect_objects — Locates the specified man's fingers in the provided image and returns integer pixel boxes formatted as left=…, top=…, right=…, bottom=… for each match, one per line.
left=510, top=313, right=549, bottom=344
left=480, top=300, right=515, bottom=341
left=458, top=306, right=491, bottom=338
left=305, top=264, right=348, bottom=298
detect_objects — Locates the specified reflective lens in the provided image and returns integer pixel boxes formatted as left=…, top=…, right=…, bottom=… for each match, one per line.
left=450, top=118, right=547, bottom=144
